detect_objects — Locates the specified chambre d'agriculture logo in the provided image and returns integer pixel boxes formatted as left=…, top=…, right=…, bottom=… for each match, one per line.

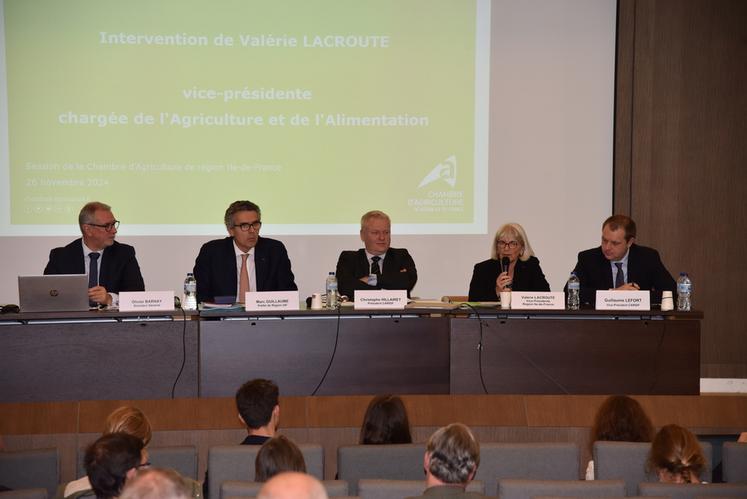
left=408, top=155, right=464, bottom=213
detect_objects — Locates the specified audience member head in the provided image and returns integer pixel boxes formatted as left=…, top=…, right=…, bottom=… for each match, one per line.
left=490, top=223, right=535, bottom=262
left=105, top=406, right=153, bottom=446
left=589, top=395, right=653, bottom=452
left=255, top=435, right=307, bottom=482
left=359, top=394, right=412, bottom=445
left=236, top=378, right=280, bottom=436
left=119, top=468, right=191, bottom=499
left=647, top=424, right=706, bottom=484
left=424, top=423, right=480, bottom=488
left=257, top=472, right=328, bottom=499
left=601, top=214, right=636, bottom=261
left=359, top=210, right=391, bottom=256
left=85, top=432, right=147, bottom=499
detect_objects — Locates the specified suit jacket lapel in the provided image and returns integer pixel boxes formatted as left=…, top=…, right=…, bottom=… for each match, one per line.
left=254, top=238, right=267, bottom=291
left=358, top=249, right=370, bottom=276
left=599, top=249, right=613, bottom=288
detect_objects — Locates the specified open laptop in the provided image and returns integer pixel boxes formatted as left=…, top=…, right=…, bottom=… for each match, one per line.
left=18, top=274, right=90, bottom=312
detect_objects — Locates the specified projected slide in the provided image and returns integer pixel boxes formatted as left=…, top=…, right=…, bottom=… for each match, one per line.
left=0, top=0, right=489, bottom=235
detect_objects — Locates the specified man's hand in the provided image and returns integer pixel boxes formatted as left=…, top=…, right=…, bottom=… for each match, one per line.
left=88, top=286, right=112, bottom=306
left=614, top=283, right=640, bottom=291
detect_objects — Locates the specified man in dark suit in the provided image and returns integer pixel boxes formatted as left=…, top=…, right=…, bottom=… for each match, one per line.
left=571, top=214, right=676, bottom=305
left=406, top=423, right=485, bottom=498
left=335, top=210, right=417, bottom=299
left=44, top=201, right=145, bottom=307
left=193, top=200, right=297, bottom=304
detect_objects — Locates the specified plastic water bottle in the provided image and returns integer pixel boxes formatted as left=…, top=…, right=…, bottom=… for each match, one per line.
left=566, top=272, right=580, bottom=310
left=676, top=272, right=692, bottom=311
left=183, top=273, right=197, bottom=310
left=325, top=272, right=338, bottom=309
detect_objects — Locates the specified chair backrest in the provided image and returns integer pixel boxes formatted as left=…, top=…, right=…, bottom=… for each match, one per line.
left=594, top=441, right=658, bottom=495
left=222, top=480, right=349, bottom=498
left=638, top=482, right=747, bottom=499
left=0, top=489, right=49, bottom=499
left=497, top=479, right=625, bottom=499
left=337, top=444, right=426, bottom=495
left=594, top=440, right=714, bottom=491
left=208, top=444, right=324, bottom=499
left=357, top=479, right=484, bottom=499
left=722, top=442, right=747, bottom=483
left=477, top=443, right=580, bottom=496
left=0, top=449, right=59, bottom=498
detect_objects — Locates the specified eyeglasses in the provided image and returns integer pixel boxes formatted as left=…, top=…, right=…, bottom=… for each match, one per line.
left=497, top=240, right=519, bottom=249
left=233, top=221, right=262, bottom=232
left=87, top=221, right=120, bottom=232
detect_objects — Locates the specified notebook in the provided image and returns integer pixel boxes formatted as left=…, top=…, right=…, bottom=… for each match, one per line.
left=18, top=274, right=90, bottom=312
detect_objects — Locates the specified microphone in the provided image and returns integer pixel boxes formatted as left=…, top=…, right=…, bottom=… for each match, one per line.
left=501, top=257, right=512, bottom=289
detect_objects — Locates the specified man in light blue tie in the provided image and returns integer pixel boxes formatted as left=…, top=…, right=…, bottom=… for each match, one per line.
left=569, top=214, right=676, bottom=306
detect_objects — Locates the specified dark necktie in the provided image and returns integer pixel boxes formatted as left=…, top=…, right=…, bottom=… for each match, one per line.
left=614, top=262, right=625, bottom=288
left=371, top=256, right=382, bottom=277
left=88, top=252, right=100, bottom=306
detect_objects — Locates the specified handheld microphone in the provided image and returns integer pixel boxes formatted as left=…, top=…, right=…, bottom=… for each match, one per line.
left=501, top=257, right=512, bottom=289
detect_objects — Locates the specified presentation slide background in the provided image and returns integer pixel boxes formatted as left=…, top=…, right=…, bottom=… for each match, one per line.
left=2, top=0, right=487, bottom=233
left=0, top=0, right=616, bottom=303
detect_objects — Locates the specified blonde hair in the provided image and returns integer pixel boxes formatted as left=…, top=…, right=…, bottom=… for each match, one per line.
left=490, top=223, right=535, bottom=261
left=360, top=210, right=390, bottom=230
left=104, top=406, right=152, bottom=446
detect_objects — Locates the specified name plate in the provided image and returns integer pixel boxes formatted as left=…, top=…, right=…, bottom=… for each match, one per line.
left=245, top=291, right=300, bottom=311
left=510, top=292, right=565, bottom=310
left=595, top=290, right=650, bottom=310
left=354, top=290, right=408, bottom=310
left=119, top=291, right=175, bottom=312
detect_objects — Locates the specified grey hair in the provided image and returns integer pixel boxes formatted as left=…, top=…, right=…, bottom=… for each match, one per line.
left=224, top=200, right=261, bottom=228
left=490, top=222, right=536, bottom=261
left=78, top=202, right=111, bottom=232
left=426, top=423, right=480, bottom=485
left=360, top=210, right=390, bottom=230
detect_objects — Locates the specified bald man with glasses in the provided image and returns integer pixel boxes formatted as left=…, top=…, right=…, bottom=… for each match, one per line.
left=193, top=200, right=297, bottom=304
left=44, top=201, right=145, bottom=307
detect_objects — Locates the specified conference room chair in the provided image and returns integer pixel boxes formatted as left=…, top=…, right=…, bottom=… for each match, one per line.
left=76, top=444, right=199, bottom=480
left=593, top=441, right=658, bottom=495
left=497, top=479, right=625, bottom=499
left=593, top=441, right=713, bottom=489
left=477, top=443, right=580, bottom=496
left=337, top=443, right=426, bottom=495
left=722, top=442, right=747, bottom=482
left=207, top=444, right=323, bottom=499
left=0, top=449, right=59, bottom=499
left=638, top=482, right=747, bottom=499
left=221, top=479, right=349, bottom=497
left=0, top=489, right=48, bottom=499
left=357, top=479, right=486, bottom=499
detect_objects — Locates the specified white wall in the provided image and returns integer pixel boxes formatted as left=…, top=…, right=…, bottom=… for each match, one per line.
left=0, top=0, right=616, bottom=304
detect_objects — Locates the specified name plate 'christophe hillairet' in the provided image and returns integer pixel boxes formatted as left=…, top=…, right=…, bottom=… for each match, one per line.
left=354, top=290, right=407, bottom=310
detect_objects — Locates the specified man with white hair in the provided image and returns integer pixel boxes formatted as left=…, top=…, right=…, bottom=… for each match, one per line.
left=257, top=472, right=328, bottom=499
left=407, top=423, right=485, bottom=498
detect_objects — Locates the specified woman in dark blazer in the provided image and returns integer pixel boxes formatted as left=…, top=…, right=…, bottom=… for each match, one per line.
left=468, top=222, right=550, bottom=301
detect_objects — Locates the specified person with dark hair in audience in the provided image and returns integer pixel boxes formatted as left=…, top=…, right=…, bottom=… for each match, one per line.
left=407, top=423, right=485, bottom=498
left=359, top=394, right=413, bottom=445
left=84, top=432, right=148, bottom=499
left=255, top=435, right=307, bottom=482
left=647, top=424, right=707, bottom=484
left=119, top=468, right=195, bottom=499
left=257, top=472, right=328, bottom=499
left=585, top=395, right=654, bottom=480
left=203, top=378, right=280, bottom=497
left=61, top=406, right=153, bottom=498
